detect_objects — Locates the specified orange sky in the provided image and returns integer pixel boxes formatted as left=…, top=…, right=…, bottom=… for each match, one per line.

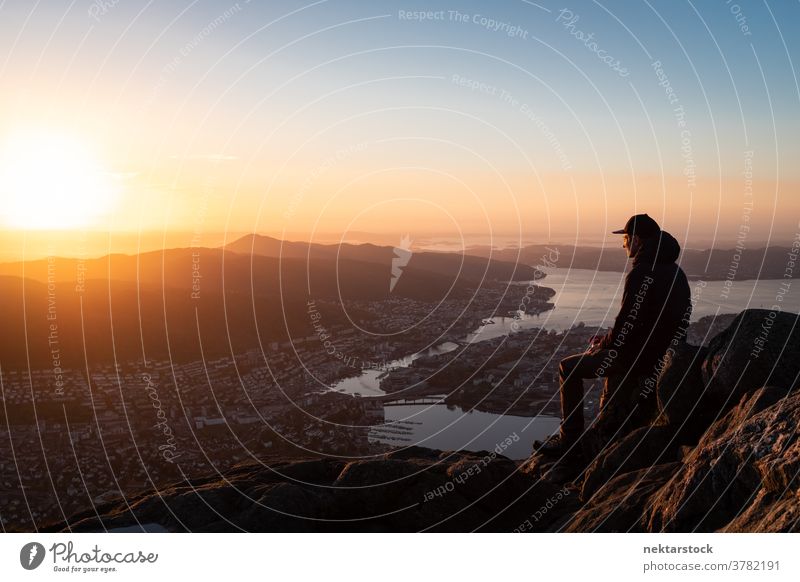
left=1, top=1, right=798, bottom=260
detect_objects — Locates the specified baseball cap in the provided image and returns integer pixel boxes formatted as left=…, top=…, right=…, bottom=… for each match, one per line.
left=612, top=213, right=661, bottom=238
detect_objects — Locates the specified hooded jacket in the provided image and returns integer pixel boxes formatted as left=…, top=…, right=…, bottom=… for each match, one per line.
left=596, top=230, right=692, bottom=373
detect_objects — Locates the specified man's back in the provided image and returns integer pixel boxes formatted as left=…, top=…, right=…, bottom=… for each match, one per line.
left=537, top=218, right=694, bottom=456
left=598, top=230, right=692, bottom=373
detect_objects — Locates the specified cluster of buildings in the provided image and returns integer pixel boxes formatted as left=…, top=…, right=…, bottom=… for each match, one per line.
left=378, top=324, right=607, bottom=417
left=0, top=343, right=386, bottom=531
left=0, top=282, right=579, bottom=531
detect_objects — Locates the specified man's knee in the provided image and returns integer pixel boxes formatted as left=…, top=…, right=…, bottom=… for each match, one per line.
left=559, top=355, right=579, bottom=380
left=558, top=358, right=569, bottom=380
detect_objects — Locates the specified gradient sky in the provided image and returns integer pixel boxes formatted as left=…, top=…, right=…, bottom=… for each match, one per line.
left=0, top=0, right=798, bottom=258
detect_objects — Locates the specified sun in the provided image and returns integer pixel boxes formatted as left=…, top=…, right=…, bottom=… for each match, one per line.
left=0, top=130, right=120, bottom=229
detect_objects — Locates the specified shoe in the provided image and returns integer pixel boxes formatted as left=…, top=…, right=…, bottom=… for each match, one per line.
left=532, top=434, right=577, bottom=457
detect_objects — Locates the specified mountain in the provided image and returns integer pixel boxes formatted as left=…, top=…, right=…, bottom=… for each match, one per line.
left=461, top=244, right=798, bottom=280
left=43, top=308, right=800, bottom=532
left=225, top=234, right=544, bottom=283
left=0, top=243, right=543, bottom=368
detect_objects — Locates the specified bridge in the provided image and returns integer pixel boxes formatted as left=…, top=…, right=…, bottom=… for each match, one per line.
left=381, top=396, right=448, bottom=407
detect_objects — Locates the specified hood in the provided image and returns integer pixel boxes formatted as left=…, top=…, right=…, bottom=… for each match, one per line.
left=633, top=230, right=681, bottom=267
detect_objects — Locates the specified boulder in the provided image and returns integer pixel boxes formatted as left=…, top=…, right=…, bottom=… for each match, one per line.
left=699, top=385, right=793, bottom=445
left=644, top=389, right=800, bottom=532
left=686, top=313, right=737, bottom=347
left=654, top=343, right=712, bottom=441
left=582, top=372, right=658, bottom=459
left=50, top=449, right=560, bottom=533
left=723, top=489, right=800, bottom=532
left=565, top=463, right=680, bottom=532
left=581, top=425, right=681, bottom=500
left=702, top=309, right=800, bottom=403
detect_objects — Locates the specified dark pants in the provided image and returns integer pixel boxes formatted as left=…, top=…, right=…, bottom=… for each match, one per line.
left=558, top=349, right=615, bottom=442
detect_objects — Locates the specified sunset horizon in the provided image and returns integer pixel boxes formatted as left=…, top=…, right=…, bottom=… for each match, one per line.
left=2, top=1, right=798, bottom=257
left=1, top=0, right=799, bottom=575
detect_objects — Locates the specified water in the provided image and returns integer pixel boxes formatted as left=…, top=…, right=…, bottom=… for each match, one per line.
left=369, top=404, right=560, bottom=461
left=333, top=342, right=562, bottom=456
left=335, top=268, right=799, bottom=456
left=332, top=371, right=388, bottom=398
left=468, top=268, right=800, bottom=343
left=332, top=342, right=459, bottom=397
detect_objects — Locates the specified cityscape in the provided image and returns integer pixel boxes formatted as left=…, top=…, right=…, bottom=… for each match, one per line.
left=0, top=276, right=605, bottom=531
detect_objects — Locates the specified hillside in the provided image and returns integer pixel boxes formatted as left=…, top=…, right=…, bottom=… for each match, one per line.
left=44, top=308, right=800, bottom=532
left=0, top=246, right=544, bottom=369
left=225, top=234, right=544, bottom=283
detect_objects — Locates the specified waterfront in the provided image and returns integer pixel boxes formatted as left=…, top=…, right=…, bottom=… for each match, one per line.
left=369, top=403, right=560, bottom=460
left=331, top=341, right=459, bottom=397
left=333, top=267, right=798, bottom=457
left=470, top=268, right=800, bottom=342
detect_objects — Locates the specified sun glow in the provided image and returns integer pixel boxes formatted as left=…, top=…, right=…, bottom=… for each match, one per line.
left=0, top=131, right=119, bottom=229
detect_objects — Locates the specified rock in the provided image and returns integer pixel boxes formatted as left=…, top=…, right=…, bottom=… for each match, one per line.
left=47, top=449, right=563, bottom=533
left=687, top=313, right=737, bottom=347
left=654, top=343, right=710, bottom=437
left=385, top=446, right=443, bottom=461
left=724, top=489, right=800, bottom=532
left=582, top=373, right=659, bottom=459
left=444, top=455, right=519, bottom=503
left=520, top=446, right=592, bottom=486
left=699, top=385, right=793, bottom=445
left=565, top=463, right=681, bottom=532
left=702, top=309, right=800, bottom=403
left=598, top=373, right=658, bottom=434
left=242, top=482, right=332, bottom=532
left=581, top=425, right=681, bottom=500
left=644, top=390, right=800, bottom=532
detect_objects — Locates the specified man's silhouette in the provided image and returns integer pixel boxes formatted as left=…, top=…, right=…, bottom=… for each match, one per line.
left=536, top=214, right=691, bottom=457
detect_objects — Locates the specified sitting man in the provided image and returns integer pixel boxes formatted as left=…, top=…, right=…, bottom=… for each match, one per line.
left=535, top=214, right=691, bottom=457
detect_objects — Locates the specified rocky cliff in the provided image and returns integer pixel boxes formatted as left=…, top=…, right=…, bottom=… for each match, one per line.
left=45, top=309, right=800, bottom=533
left=47, top=447, right=578, bottom=532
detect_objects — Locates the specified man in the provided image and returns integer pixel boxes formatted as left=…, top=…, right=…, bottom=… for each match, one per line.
left=535, top=214, right=691, bottom=457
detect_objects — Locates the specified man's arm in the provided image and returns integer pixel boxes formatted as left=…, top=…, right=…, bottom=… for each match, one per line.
left=595, top=267, right=645, bottom=353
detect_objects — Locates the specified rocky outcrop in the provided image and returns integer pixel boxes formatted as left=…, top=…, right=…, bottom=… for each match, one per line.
left=580, top=425, right=681, bottom=500
left=567, top=309, right=800, bottom=532
left=702, top=309, right=800, bottom=404
left=654, top=343, right=709, bottom=431
left=565, top=463, right=680, bottom=532
left=45, top=447, right=569, bottom=533
left=686, top=313, right=737, bottom=347
left=644, top=386, right=799, bottom=532
left=44, top=309, right=800, bottom=533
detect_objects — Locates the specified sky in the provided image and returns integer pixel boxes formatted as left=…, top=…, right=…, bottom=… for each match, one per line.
left=0, top=0, right=798, bottom=258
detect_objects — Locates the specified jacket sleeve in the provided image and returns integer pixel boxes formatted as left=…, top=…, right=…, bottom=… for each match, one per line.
left=596, top=267, right=645, bottom=353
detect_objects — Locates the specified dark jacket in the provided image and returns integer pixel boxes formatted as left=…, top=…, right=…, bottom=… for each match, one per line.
left=597, top=230, right=692, bottom=373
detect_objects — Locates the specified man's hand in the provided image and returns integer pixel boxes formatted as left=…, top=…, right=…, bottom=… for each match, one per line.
left=587, top=333, right=608, bottom=355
